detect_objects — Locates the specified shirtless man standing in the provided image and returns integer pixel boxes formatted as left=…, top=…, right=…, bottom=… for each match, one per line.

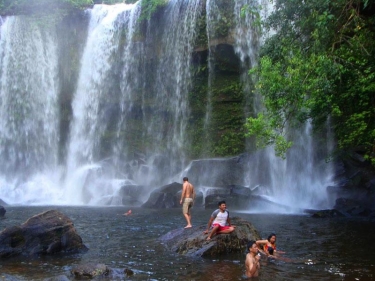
left=180, top=177, right=195, bottom=228
left=245, top=240, right=261, bottom=278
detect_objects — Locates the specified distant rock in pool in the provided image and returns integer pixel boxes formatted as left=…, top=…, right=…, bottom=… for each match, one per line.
left=0, top=209, right=88, bottom=258
left=0, top=205, right=5, bottom=217
left=159, top=217, right=260, bottom=257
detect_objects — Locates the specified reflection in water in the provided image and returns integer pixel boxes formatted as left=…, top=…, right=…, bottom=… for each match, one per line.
left=0, top=207, right=374, bottom=280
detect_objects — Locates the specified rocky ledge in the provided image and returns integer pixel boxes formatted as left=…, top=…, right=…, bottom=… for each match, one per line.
left=159, top=217, right=260, bottom=257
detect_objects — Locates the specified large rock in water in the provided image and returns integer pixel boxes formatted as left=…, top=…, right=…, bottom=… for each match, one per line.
left=0, top=205, right=6, bottom=217
left=159, top=217, right=260, bottom=257
left=0, top=210, right=87, bottom=258
left=142, top=182, right=181, bottom=208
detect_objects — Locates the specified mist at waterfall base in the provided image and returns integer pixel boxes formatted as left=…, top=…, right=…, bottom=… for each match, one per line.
left=0, top=1, right=334, bottom=212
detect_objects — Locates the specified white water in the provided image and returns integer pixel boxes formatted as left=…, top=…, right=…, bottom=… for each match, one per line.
left=0, top=1, right=335, bottom=210
left=64, top=1, right=204, bottom=202
left=0, top=16, right=61, bottom=204
left=64, top=4, right=138, bottom=204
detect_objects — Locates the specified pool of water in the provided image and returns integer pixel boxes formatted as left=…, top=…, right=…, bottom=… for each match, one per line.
left=0, top=206, right=374, bottom=280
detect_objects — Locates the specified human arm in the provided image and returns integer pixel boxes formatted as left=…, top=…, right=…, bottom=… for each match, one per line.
left=180, top=183, right=187, bottom=204
left=275, top=249, right=286, bottom=255
left=245, top=254, right=260, bottom=277
left=256, top=240, right=270, bottom=256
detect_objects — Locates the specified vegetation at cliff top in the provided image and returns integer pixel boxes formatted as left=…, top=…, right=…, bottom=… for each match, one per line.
left=246, top=0, right=375, bottom=165
left=0, top=0, right=138, bottom=15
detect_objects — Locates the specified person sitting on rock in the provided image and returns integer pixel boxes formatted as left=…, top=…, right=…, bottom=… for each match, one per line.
left=203, top=200, right=235, bottom=240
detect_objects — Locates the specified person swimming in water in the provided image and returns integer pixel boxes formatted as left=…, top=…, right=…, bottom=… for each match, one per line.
left=256, top=233, right=285, bottom=257
left=245, top=240, right=261, bottom=278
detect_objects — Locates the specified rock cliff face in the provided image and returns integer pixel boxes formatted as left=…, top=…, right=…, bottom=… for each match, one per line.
left=0, top=210, right=87, bottom=258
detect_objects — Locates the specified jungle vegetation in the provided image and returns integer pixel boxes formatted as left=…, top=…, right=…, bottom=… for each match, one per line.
left=0, top=0, right=160, bottom=16
left=246, top=0, right=375, bottom=166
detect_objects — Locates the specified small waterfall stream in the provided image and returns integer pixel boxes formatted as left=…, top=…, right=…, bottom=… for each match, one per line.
left=231, top=0, right=334, bottom=210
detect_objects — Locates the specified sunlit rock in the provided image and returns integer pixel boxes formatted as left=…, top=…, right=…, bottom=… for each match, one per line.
left=159, top=217, right=260, bottom=257
left=0, top=210, right=87, bottom=258
left=71, top=263, right=108, bottom=279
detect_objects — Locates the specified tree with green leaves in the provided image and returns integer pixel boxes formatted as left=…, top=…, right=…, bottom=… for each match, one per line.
left=246, top=0, right=375, bottom=165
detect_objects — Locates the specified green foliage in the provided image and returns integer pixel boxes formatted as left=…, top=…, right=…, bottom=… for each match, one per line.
left=240, top=4, right=261, bottom=30
left=246, top=0, right=375, bottom=164
left=139, top=0, right=167, bottom=22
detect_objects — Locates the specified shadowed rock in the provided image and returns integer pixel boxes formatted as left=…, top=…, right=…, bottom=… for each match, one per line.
left=0, top=210, right=87, bottom=258
left=0, top=205, right=6, bottom=217
left=142, top=182, right=181, bottom=208
left=159, top=217, right=260, bottom=257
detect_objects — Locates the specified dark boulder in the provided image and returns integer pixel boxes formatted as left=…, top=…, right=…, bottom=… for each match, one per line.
left=0, top=210, right=87, bottom=258
left=71, top=263, right=108, bottom=279
left=159, top=217, right=260, bottom=257
left=334, top=197, right=374, bottom=217
left=0, top=205, right=6, bottom=217
left=142, top=182, right=181, bottom=208
left=309, top=209, right=346, bottom=218
left=119, top=184, right=148, bottom=205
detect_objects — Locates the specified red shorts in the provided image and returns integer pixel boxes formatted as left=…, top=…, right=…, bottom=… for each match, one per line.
left=212, top=223, right=231, bottom=232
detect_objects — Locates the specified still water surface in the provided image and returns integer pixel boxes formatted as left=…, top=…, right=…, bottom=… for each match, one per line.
left=0, top=206, right=374, bottom=280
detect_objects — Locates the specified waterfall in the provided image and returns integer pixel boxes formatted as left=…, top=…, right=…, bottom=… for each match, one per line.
left=0, top=1, right=334, bottom=209
left=64, top=4, right=139, bottom=204
left=64, top=1, right=204, bottom=203
left=138, top=0, right=203, bottom=183
left=0, top=16, right=61, bottom=204
left=232, top=0, right=334, bottom=210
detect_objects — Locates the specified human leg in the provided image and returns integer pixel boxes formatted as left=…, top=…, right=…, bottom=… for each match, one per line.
left=217, top=226, right=235, bottom=234
left=207, top=225, right=219, bottom=240
left=182, top=201, right=192, bottom=228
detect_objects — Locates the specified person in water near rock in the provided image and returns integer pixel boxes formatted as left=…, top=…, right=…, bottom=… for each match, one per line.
left=256, top=233, right=285, bottom=257
left=203, top=200, right=235, bottom=240
left=180, top=177, right=196, bottom=228
left=245, top=240, right=261, bottom=278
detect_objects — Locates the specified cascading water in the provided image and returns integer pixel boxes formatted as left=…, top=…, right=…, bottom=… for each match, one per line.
left=232, top=0, right=334, bottom=211
left=64, top=4, right=139, bottom=204
left=0, top=1, right=335, bottom=209
left=0, top=16, right=61, bottom=204
left=138, top=0, right=203, bottom=183
left=64, top=0, right=204, bottom=204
